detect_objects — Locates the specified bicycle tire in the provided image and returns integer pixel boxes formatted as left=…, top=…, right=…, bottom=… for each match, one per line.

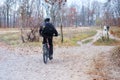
left=43, top=52, right=48, bottom=64
left=43, top=44, right=49, bottom=64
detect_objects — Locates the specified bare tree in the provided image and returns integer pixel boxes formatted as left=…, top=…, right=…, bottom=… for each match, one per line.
left=4, top=0, right=15, bottom=27
left=17, top=0, right=44, bottom=42
left=0, top=7, right=2, bottom=27
left=0, top=5, right=7, bottom=27
left=19, top=3, right=27, bottom=42
left=112, top=0, right=120, bottom=26
left=44, top=0, right=67, bottom=43
left=92, top=1, right=101, bottom=26
left=103, top=0, right=120, bottom=26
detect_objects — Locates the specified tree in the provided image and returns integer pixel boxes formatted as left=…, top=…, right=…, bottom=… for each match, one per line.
left=18, top=0, right=42, bottom=42
left=19, top=2, right=27, bottom=42
left=0, top=4, right=7, bottom=27
left=92, top=1, right=101, bottom=26
left=103, top=0, right=120, bottom=26
left=112, top=0, right=120, bottom=26
left=81, top=5, right=86, bottom=26
left=67, top=6, right=77, bottom=27
left=4, top=0, right=15, bottom=27
left=0, top=7, right=2, bottom=27
left=44, top=0, right=67, bottom=43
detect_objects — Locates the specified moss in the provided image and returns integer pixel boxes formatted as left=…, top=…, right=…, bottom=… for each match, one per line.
left=82, top=39, right=93, bottom=44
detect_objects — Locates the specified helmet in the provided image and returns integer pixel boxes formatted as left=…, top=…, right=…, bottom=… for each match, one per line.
left=44, top=18, right=50, bottom=22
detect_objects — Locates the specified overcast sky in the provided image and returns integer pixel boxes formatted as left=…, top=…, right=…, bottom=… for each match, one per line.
left=0, top=0, right=4, bottom=5
left=0, top=0, right=107, bottom=7
left=67, top=0, right=107, bottom=3
left=67, top=0, right=107, bottom=6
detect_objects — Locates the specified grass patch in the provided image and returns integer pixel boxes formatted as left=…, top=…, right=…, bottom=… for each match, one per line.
left=53, top=29, right=97, bottom=46
left=94, top=38, right=120, bottom=46
left=0, top=32, right=20, bottom=46
left=0, top=27, right=97, bottom=47
left=82, top=39, right=93, bottom=44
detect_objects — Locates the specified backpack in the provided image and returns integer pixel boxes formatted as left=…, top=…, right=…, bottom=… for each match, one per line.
left=41, top=23, right=55, bottom=36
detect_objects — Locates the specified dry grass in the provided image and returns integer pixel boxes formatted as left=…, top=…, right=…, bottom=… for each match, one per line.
left=94, top=38, right=120, bottom=46
left=0, top=27, right=97, bottom=47
left=54, top=27, right=97, bottom=46
left=0, top=32, right=21, bottom=46
left=87, top=54, right=108, bottom=80
left=88, top=46, right=120, bottom=80
left=0, top=28, right=19, bottom=31
left=87, top=49, right=120, bottom=80
left=82, top=39, right=93, bottom=44
left=110, top=27, right=120, bottom=38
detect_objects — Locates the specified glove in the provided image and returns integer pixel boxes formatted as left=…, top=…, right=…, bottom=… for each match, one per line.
left=55, top=34, right=58, bottom=36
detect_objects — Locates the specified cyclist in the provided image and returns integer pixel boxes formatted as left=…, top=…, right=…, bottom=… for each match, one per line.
left=39, top=18, right=58, bottom=60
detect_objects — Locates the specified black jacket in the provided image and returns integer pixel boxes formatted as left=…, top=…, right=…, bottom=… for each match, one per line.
left=39, top=22, right=58, bottom=37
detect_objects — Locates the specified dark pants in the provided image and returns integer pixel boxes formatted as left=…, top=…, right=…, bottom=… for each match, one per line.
left=43, top=36, right=53, bottom=57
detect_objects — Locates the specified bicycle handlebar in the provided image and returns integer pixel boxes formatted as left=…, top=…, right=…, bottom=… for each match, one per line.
left=53, top=34, right=60, bottom=37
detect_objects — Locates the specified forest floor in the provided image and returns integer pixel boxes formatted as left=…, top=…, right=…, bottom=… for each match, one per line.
left=0, top=28, right=120, bottom=80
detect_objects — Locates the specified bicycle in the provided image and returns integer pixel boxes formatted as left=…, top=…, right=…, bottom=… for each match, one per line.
left=42, top=34, right=59, bottom=64
left=42, top=36, right=54, bottom=64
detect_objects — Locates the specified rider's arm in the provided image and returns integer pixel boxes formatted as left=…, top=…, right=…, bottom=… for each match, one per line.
left=54, top=28, right=58, bottom=36
left=39, top=25, right=43, bottom=36
left=52, top=24, right=58, bottom=36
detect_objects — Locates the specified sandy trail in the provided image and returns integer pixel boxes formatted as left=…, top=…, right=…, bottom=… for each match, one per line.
left=0, top=30, right=118, bottom=80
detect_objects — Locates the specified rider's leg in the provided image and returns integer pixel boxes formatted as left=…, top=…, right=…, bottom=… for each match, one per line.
left=43, top=37, right=47, bottom=44
left=48, top=37, right=53, bottom=60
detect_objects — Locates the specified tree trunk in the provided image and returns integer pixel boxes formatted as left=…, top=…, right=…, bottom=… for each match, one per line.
left=118, top=17, right=120, bottom=27
left=60, top=8, right=64, bottom=43
left=20, top=28, right=25, bottom=43
left=60, top=24, right=63, bottom=43
left=13, top=13, right=16, bottom=28
left=7, top=7, right=9, bottom=28
left=0, top=13, right=1, bottom=27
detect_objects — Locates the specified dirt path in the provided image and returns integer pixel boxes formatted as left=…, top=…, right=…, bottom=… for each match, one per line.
left=0, top=30, right=118, bottom=80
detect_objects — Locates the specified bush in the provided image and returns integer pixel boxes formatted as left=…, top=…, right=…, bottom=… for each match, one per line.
left=110, top=27, right=120, bottom=38
left=111, top=46, right=120, bottom=67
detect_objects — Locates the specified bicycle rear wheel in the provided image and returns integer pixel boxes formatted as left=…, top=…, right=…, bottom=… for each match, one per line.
left=43, top=54, right=48, bottom=64
left=43, top=44, right=49, bottom=64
